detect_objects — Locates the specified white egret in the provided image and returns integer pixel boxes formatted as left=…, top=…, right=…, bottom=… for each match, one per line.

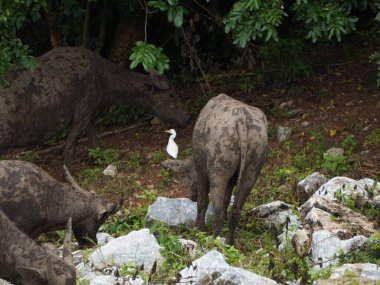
left=165, top=129, right=178, bottom=159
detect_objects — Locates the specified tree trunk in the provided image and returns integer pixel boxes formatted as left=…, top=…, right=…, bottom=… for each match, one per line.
left=82, top=0, right=92, bottom=48
left=95, top=0, right=108, bottom=54
left=44, top=1, right=63, bottom=48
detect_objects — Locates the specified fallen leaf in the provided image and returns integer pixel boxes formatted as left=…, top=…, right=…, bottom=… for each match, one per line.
left=329, top=130, right=337, bottom=136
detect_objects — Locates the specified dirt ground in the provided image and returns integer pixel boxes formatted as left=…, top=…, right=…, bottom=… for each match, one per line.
left=4, top=46, right=380, bottom=209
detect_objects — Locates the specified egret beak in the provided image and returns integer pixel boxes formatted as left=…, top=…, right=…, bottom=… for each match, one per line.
left=164, top=130, right=170, bottom=133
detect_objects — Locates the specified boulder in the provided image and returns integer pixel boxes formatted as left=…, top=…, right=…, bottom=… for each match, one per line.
left=89, top=229, right=163, bottom=272
left=248, top=201, right=296, bottom=227
left=291, top=228, right=310, bottom=257
left=300, top=196, right=377, bottom=236
left=315, top=177, right=370, bottom=206
left=297, top=172, right=327, bottom=200
left=146, top=197, right=212, bottom=226
left=314, top=263, right=380, bottom=285
left=323, top=147, right=344, bottom=159
left=276, top=126, right=292, bottom=143
left=310, top=230, right=367, bottom=269
left=0, top=279, right=13, bottom=285
left=97, top=232, right=114, bottom=246
left=177, top=250, right=278, bottom=285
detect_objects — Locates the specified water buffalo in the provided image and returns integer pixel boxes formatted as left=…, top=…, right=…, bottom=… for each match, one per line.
left=0, top=213, right=75, bottom=285
left=0, top=47, right=191, bottom=169
left=162, top=94, right=268, bottom=244
left=0, top=160, right=122, bottom=247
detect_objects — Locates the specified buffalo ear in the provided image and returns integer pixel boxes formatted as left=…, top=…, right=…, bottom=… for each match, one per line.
left=107, top=199, right=124, bottom=215
left=98, top=209, right=108, bottom=221
left=17, top=266, right=45, bottom=284
left=149, top=69, right=169, bottom=90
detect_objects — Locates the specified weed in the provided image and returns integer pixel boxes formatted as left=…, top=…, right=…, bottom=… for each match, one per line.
left=149, top=150, right=166, bottom=165
left=321, top=154, right=348, bottom=176
left=340, top=134, right=358, bottom=155
left=79, top=167, right=102, bottom=185
left=365, top=128, right=380, bottom=145
left=125, top=151, right=142, bottom=170
left=238, top=76, right=256, bottom=94
left=88, top=147, right=120, bottom=166
left=14, top=151, right=38, bottom=162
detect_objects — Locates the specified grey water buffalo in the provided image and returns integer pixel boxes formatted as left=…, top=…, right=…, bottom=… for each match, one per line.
left=0, top=160, right=122, bottom=247
left=0, top=47, right=191, bottom=169
left=0, top=212, right=75, bottom=285
left=162, top=94, right=268, bottom=244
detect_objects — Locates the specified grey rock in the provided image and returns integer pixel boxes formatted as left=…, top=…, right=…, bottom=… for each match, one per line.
left=300, top=196, right=377, bottom=236
left=177, top=250, right=278, bottom=285
left=291, top=228, right=310, bottom=257
left=314, top=177, right=370, bottom=206
left=329, top=263, right=380, bottom=280
left=0, top=279, right=13, bottom=285
left=323, top=147, right=344, bottom=159
left=248, top=201, right=294, bottom=227
left=77, top=262, right=101, bottom=280
left=297, top=172, right=327, bottom=200
left=89, top=229, right=163, bottom=272
left=277, top=126, right=292, bottom=143
left=310, top=230, right=367, bottom=269
left=103, top=164, right=118, bottom=177
left=97, top=232, right=115, bottom=246
left=277, top=213, right=300, bottom=250
left=146, top=197, right=212, bottom=226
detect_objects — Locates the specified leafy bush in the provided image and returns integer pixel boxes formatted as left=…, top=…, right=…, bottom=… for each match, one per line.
left=129, top=41, right=170, bottom=74
left=321, top=154, right=348, bottom=175
left=88, top=147, right=120, bottom=166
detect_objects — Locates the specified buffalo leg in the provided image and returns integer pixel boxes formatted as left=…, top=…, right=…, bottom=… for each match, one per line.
left=194, top=175, right=209, bottom=231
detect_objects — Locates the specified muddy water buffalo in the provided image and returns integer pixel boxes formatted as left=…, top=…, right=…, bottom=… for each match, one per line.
left=0, top=47, right=191, bottom=169
left=0, top=213, right=75, bottom=285
left=162, top=94, right=268, bottom=244
left=0, top=160, right=122, bottom=247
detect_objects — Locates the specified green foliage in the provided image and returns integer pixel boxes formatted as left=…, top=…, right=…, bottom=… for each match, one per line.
left=149, top=150, right=167, bottom=164
left=337, top=233, right=380, bottom=265
left=340, top=134, right=358, bottom=155
left=364, top=128, right=380, bottom=145
left=321, top=154, right=348, bottom=175
left=88, top=147, right=120, bottom=167
left=102, top=207, right=147, bottom=235
left=148, top=0, right=188, bottom=28
left=224, top=0, right=287, bottom=48
left=292, top=1, right=359, bottom=43
left=125, top=151, right=142, bottom=170
left=370, top=51, right=380, bottom=87
left=79, top=167, right=102, bottom=185
left=0, top=0, right=46, bottom=86
left=129, top=41, right=170, bottom=74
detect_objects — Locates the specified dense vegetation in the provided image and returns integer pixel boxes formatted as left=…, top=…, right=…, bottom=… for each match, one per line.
left=1, top=0, right=380, bottom=87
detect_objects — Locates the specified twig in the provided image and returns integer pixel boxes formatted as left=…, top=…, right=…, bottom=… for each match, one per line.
left=181, top=27, right=213, bottom=96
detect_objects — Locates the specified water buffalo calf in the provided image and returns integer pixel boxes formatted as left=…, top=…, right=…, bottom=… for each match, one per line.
left=0, top=211, right=75, bottom=285
left=0, top=160, right=121, bottom=247
left=0, top=47, right=191, bottom=169
left=163, top=94, right=268, bottom=244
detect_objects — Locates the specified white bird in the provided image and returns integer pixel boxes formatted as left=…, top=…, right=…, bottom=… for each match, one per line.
left=165, top=129, right=178, bottom=159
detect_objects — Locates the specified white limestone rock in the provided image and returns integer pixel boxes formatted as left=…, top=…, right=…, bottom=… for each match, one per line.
left=0, top=279, right=13, bottom=285
left=297, top=172, right=327, bottom=200
left=103, top=164, right=118, bottom=177
left=89, top=275, right=144, bottom=285
left=310, top=230, right=367, bottom=269
left=300, top=195, right=377, bottom=236
left=315, top=177, right=370, bottom=206
left=177, top=250, right=278, bottom=285
left=277, top=126, right=292, bottom=143
left=249, top=201, right=295, bottom=227
left=89, top=229, right=163, bottom=272
left=146, top=197, right=212, bottom=226
left=329, top=263, right=380, bottom=280
left=97, top=232, right=114, bottom=246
